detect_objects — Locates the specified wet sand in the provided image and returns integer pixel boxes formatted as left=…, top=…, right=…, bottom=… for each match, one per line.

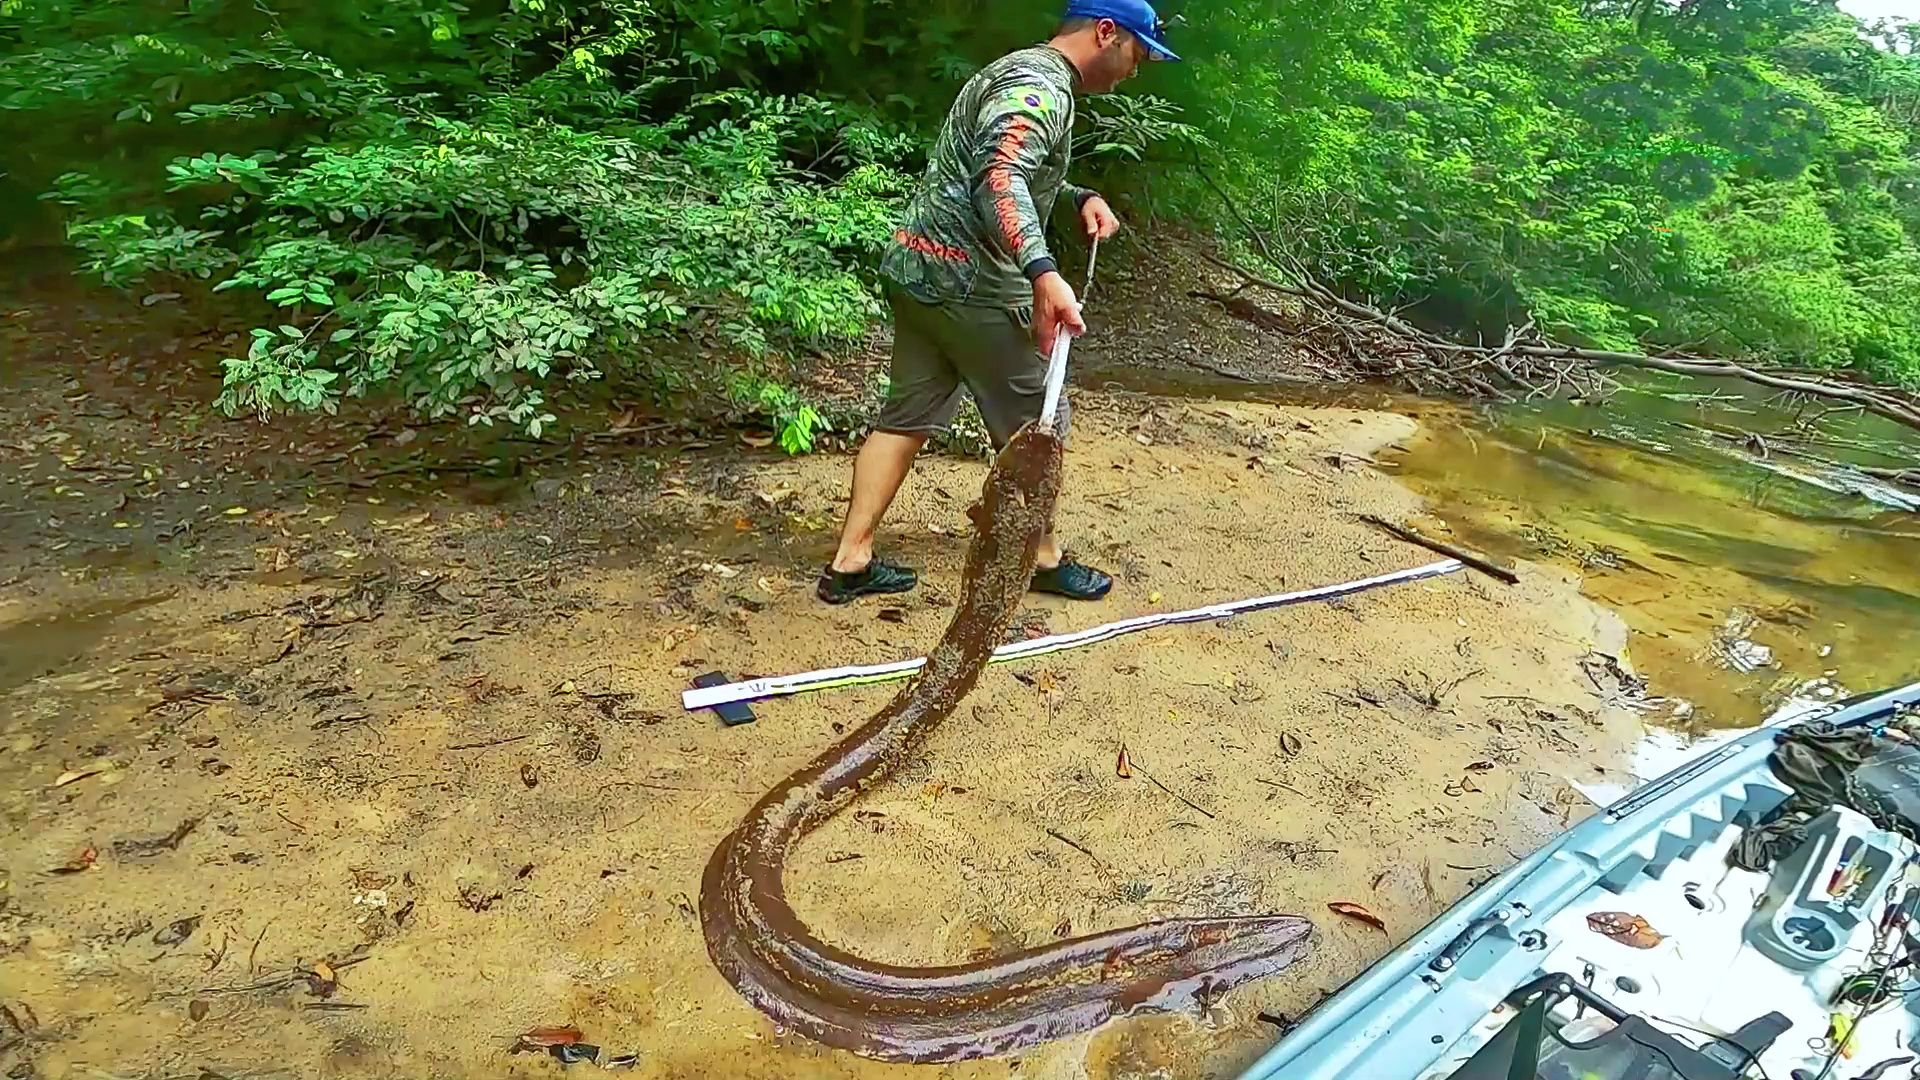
left=0, top=360, right=1642, bottom=1080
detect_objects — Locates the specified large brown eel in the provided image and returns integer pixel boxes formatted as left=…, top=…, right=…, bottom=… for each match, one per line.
left=699, top=423, right=1315, bottom=1063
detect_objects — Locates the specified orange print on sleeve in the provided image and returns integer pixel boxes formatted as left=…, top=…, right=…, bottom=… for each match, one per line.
left=984, top=116, right=1036, bottom=254
left=894, top=230, right=970, bottom=262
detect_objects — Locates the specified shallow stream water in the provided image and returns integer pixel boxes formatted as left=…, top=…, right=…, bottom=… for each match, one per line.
left=1088, top=367, right=1920, bottom=731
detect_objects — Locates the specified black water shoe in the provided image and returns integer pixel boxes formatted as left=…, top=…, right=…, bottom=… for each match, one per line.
left=817, top=558, right=919, bottom=605
left=1031, top=558, right=1113, bottom=601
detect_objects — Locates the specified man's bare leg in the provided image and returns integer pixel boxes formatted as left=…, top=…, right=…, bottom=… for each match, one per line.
left=1035, top=534, right=1064, bottom=571
left=830, top=430, right=927, bottom=573
left=1024, top=465, right=1112, bottom=599
left=828, top=429, right=1107, bottom=602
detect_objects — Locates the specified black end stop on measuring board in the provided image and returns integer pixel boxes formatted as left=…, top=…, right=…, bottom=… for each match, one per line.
left=691, top=671, right=756, bottom=727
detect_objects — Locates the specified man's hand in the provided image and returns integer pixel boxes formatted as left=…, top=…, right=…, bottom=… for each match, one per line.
left=1080, top=195, right=1121, bottom=241
left=1032, top=271, right=1085, bottom=355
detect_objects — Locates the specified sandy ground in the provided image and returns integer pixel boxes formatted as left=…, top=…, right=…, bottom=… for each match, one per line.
left=0, top=327, right=1649, bottom=1080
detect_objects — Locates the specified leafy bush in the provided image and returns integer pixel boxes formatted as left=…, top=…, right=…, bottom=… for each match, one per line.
left=167, top=100, right=907, bottom=431
left=3, top=0, right=915, bottom=441
left=729, top=371, right=828, bottom=453
left=1150, top=0, right=1920, bottom=378
left=4, top=0, right=1918, bottom=427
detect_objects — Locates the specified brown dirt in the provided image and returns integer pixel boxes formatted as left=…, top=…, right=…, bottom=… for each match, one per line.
left=1066, top=231, right=1353, bottom=387
left=0, top=384, right=1635, bottom=1068
left=0, top=292, right=1640, bottom=1080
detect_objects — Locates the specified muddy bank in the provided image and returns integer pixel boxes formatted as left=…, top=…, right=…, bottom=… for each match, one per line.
left=0, top=359, right=1641, bottom=1080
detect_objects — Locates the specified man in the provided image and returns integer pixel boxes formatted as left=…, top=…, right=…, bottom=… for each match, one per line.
left=818, top=0, right=1179, bottom=606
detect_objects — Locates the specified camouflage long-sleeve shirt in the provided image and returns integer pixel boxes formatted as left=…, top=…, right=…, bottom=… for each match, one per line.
left=880, top=45, right=1094, bottom=311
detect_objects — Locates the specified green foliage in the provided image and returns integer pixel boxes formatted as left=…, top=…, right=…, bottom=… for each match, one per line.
left=2, top=0, right=920, bottom=443
left=1152, top=0, right=1920, bottom=380
left=729, top=371, right=829, bottom=454
left=1078, top=93, right=1209, bottom=162
left=66, top=213, right=234, bottom=288
left=5, top=0, right=1919, bottom=429
left=1663, top=178, right=1871, bottom=366
left=189, top=100, right=905, bottom=429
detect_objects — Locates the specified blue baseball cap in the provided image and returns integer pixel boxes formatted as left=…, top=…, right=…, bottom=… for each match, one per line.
left=1064, top=0, right=1181, bottom=61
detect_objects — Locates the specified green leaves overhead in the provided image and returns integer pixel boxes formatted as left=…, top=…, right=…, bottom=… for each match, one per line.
left=3, top=0, right=1917, bottom=444
left=1154, top=0, right=1919, bottom=379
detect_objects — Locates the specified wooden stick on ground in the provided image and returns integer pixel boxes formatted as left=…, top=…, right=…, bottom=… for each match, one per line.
left=1358, top=514, right=1520, bottom=586
left=1142, top=770, right=1218, bottom=820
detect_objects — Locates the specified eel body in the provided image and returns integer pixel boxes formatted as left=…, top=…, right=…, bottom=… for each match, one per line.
left=699, top=424, right=1315, bottom=1063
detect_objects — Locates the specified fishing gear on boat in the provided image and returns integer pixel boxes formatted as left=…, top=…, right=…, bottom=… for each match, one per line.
left=1781, top=859, right=1920, bottom=1080
left=1242, top=683, right=1920, bottom=1080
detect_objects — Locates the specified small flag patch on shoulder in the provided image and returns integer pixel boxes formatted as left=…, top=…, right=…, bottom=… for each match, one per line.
left=1005, top=85, right=1054, bottom=114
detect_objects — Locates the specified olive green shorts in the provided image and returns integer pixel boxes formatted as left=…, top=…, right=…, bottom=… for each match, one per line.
left=873, top=286, right=1070, bottom=449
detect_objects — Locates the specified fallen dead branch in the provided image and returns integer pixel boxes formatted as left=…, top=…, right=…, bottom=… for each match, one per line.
left=1042, top=827, right=1103, bottom=864
left=1254, top=777, right=1310, bottom=799
left=1357, top=515, right=1520, bottom=585
left=1129, top=757, right=1217, bottom=821
left=1671, top=420, right=1920, bottom=497
left=445, top=734, right=532, bottom=751
left=182, top=952, right=371, bottom=998
left=1193, top=236, right=1920, bottom=438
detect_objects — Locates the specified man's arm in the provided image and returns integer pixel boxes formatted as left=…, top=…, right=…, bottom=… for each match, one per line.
left=969, top=78, right=1071, bottom=282
left=968, top=77, right=1083, bottom=350
left=1062, top=183, right=1122, bottom=241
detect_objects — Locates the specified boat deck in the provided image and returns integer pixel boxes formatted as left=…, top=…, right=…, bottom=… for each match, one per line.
left=1429, top=778, right=1917, bottom=1079
left=1238, top=682, right=1920, bottom=1080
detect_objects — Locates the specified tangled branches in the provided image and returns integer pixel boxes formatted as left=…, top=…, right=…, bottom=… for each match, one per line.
left=1194, top=250, right=1920, bottom=438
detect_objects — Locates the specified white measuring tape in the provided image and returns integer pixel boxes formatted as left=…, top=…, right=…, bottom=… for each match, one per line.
left=681, top=559, right=1464, bottom=711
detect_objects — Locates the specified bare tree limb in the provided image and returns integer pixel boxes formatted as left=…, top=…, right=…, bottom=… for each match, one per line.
left=1357, top=515, right=1520, bottom=585
left=1198, top=248, right=1920, bottom=438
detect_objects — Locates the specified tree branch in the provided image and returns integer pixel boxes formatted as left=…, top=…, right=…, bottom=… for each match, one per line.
left=1199, top=248, right=1920, bottom=438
